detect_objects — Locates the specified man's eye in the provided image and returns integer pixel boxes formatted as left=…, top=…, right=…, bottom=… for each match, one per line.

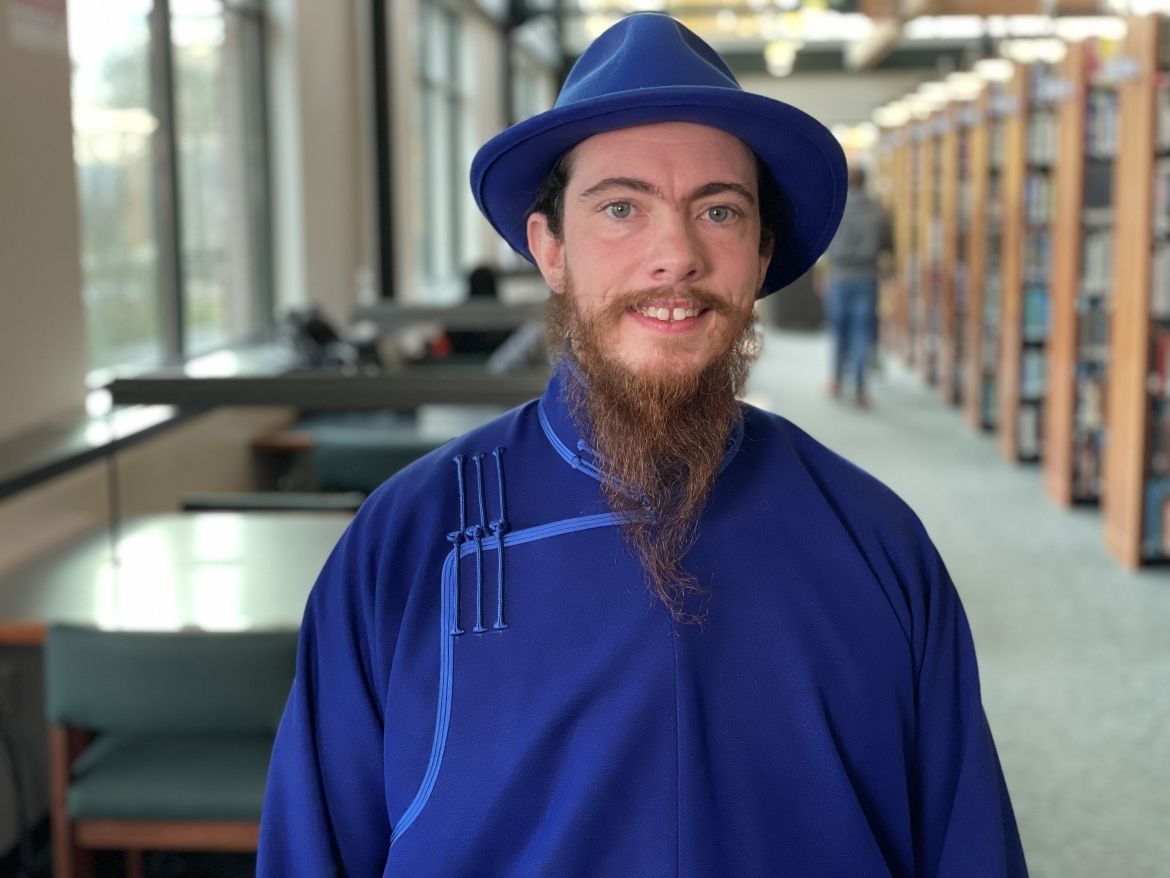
left=604, top=202, right=632, bottom=219
left=705, top=206, right=735, bottom=223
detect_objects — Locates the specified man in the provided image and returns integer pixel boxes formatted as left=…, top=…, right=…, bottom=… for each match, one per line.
left=823, top=164, right=893, bottom=407
left=260, top=14, right=1027, bottom=876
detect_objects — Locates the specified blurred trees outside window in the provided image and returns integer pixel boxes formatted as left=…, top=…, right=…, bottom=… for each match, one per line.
left=70, top=0, right=271, bottom=376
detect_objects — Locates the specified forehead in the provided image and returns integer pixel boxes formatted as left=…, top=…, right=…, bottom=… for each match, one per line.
left=568, top=122, right=757, bottom=188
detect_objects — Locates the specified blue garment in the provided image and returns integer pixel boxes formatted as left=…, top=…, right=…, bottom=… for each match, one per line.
left=259, top=364, right=1027, bottom=877
left=828, top=275, right=879, bottom=394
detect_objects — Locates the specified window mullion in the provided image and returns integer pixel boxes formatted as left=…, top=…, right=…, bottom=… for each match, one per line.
left=149, top=0, right=186, bottom=364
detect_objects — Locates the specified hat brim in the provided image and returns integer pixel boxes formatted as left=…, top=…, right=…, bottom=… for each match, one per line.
left=470, top=85, right=847, bottom=295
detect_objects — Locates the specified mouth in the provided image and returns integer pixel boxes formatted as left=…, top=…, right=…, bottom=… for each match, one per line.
left=626, top=300, right=712, bottom=331
left=634, top=304, right=703, bottom=321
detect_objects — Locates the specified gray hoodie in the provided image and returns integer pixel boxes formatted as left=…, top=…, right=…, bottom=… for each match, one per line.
left=825, top=187, right=892, bottom=279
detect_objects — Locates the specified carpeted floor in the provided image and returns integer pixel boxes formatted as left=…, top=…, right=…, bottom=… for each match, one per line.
left=746, top=328, right=1170, bottom=878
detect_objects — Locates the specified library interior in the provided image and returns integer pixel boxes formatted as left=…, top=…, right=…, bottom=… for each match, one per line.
left=2, top=0, right=1170, bottom=875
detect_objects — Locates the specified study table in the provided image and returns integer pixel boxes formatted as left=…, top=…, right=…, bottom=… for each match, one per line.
left=0, top=512, right=349, bottom=645
left=351, top=299, right=544, bottom=332
left=106, top=365, right=550, bottom=410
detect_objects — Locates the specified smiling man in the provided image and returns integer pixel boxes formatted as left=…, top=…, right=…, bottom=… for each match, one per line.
left=260, top=13, right=1027, bottom=877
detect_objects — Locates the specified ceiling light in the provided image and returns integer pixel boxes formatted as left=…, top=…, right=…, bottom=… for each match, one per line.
left=765, top=39, right=800, bottom=77
left=904, top=16, right=985, bottom=41
left=873, top=103, right=912, bottom=128
left=999, top=38, right=1067, bottom=64
left=1053, top=16, right=1127, bottom=42
left=945, top=71, right=984, bottom=100
left=974, top=57, right=1015, bottom=82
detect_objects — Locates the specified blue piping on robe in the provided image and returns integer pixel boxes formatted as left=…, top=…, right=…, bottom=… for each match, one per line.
left=390, top=508, right=639, bottom=847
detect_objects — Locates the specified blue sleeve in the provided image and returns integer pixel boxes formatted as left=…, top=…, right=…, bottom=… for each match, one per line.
left=258, top=511, right=392, bottom=876
left=912, top=544, right=1028, bottom=877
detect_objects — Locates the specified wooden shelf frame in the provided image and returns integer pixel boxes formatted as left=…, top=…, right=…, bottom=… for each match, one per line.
left=938, top=101, right=970, bottom=407
left=964, top=87, right=994, bottom=431
left=997, top=69, right=1031, bottom=453
left=1104, top=14, right=1160, bottom=568
left=1044, top=41, right=1089, bottom=506
left=997, top=61, right=1057, bottom=463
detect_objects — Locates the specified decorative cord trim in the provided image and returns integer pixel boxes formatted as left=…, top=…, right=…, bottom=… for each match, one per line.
left=387, top=509, right=637, bottom=848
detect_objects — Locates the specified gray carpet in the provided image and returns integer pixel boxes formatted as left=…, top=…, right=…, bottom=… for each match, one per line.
left=745, top=328, right=1170, bottom=877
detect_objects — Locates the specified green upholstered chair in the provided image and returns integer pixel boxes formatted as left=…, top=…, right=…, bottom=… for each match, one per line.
left=44, top=625, right=297, bottom=878
left=310, top=427, right=446, bottom=493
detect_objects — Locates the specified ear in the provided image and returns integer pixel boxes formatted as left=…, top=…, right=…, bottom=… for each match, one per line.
left=527, top=212, right=566, bottom=295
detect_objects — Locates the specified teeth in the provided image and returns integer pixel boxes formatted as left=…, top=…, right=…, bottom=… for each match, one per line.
left=637, top=305, right=701, bottom=322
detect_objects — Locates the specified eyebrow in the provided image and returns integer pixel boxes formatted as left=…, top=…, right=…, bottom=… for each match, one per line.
left=576, top=177, right=756, bottom=206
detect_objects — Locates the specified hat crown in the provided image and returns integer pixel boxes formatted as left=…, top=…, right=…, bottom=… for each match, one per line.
left=556, top=14, right=742, bottom=109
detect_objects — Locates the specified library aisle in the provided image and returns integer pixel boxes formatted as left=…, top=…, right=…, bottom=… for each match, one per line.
left=747, top=327, right=1170, bottom=878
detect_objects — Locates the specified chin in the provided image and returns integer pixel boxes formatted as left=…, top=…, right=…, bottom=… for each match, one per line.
left=620, top=347, right=709, bottom=379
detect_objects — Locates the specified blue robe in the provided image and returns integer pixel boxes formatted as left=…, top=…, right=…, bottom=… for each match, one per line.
left=259, top=364, right=1027, bottom=876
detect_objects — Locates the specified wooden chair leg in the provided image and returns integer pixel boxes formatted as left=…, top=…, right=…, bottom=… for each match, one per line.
left=50, top=725, right=95, bottom=878
left=125, top=849, right=146, bottom=878
left=49, top=726, right=73, bottom=878
left=75, top=849, right=95, bottom=878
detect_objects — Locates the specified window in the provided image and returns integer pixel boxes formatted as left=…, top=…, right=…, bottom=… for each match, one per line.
left=70, top=0, right=271, bottom=377
left=417, top=1, right=464, bottom=289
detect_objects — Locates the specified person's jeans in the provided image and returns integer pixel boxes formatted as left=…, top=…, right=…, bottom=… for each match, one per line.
left=827, top=275, right=878, bottom=395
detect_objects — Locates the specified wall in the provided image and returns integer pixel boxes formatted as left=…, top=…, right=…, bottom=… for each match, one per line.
left=740, top=69, right=932, bottom=128
left=267, top=0, right=370, bottom=327
left=389, top=0, right=510, bottom=302
left=0, top=0, right=87, bottom=444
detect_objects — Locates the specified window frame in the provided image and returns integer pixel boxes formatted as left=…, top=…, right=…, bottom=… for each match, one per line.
left=81, top=0, right=274, bottom=387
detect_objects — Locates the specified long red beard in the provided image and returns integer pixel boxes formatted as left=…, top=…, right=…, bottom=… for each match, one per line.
left=546, top=277, right=761, bottom=622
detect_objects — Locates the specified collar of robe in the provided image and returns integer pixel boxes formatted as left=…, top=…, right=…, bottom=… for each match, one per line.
left=536, top=356, right=745, bottom=509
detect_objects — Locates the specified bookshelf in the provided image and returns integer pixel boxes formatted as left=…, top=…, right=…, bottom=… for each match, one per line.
left=1103, top=14, right=1170, bottom=566
left=966, top=83, right=1007, bottom=432
left=889, top=127, right=915, bottom=359
left=936, top=105, right=959, bottom=403
left=998, top=61, right=1058, bottom=463
left=1045, top=39, right=1119, bottom=507
left=940, top=99, right=977, bottom=407
left=916, top=111, right=944, bottom=386
left=873, top=128, right=900, bottom=359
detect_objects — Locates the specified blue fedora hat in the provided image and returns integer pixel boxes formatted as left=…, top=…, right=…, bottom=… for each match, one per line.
left=470, top=13, right=847, bottom=295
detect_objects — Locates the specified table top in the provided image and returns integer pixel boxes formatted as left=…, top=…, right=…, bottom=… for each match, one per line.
left=106, top=366, right=550, bottom=409
left=351, top=299, right=545, bottom=332
left=0, top=512, right=349, bottom=644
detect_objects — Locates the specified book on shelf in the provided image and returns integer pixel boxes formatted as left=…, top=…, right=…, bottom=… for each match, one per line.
left=1018, top=403, right=1042, bottom=458
left=1087, top=87, right=1118, bottom=157
left=981, top=378, right=998, bottom=427
left=1071, top=431, right=1103, bottom=499
left=1027, top=111, right=1057, bottom=164
left=1023, top=284, right=1050, bottom=341
left=1021, top=348, right=1047, bottom=399
left=1082, top=229, right=1113, bottom=292
left=1150, top=329, right=1170, bottom=399
left=1157, top=80, right=1170, bottom=152
left=1075, top=371, right=1106, bottom=431
left=1024, top=172, right=1053, bottom=224
left=1151, top=243, right=1170, bottom=319
left=1141, top=475, right=1170, bottom=558
left=1157, top=17, right=1170, bottom=69
left=1084, top=161, right=1113, bottom=210
left=1076, top=301, right=1110, bottom=353
left=1024, top=230, right=1051, bottom=277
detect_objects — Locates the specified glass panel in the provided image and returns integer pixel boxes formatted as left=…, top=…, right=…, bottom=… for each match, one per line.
left=173, top=0, right=261, bottom=354
left=69, top=0, right=163, bottom=372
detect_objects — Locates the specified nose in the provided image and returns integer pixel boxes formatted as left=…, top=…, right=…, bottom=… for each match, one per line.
left=649, top=212, right=706, bottom=285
